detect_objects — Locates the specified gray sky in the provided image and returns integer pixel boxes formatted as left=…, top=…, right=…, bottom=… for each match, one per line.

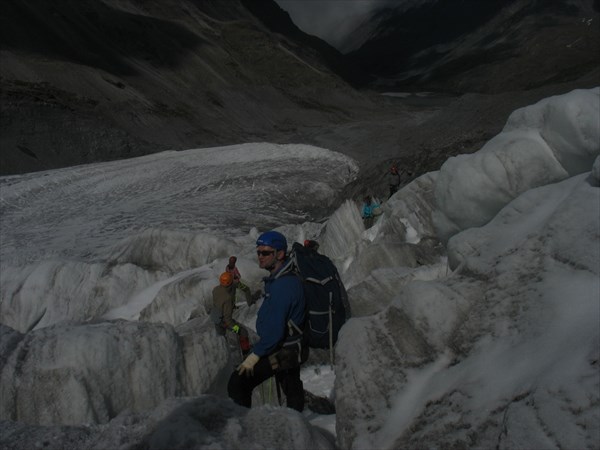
left=274, top=0, right=400, bottom=49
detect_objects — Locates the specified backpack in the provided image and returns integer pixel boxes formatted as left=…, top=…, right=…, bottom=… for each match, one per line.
left=289, top=242, right=348, bottom=351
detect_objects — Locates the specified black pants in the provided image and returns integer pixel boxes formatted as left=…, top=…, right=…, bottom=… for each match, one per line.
left=227, top=356, right=304, bottom=412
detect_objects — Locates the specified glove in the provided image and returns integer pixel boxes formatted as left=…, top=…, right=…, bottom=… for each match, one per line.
left=231, top=324, right=240, bottom=334
left=237, top=353, right=260, bottom=376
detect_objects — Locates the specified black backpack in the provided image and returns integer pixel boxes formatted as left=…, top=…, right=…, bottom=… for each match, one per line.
left=289, top=242, right=349, bottom=352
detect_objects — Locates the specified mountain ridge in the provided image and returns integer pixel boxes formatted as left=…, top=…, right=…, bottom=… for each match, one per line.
left=344, top=0, right=599, bottom=93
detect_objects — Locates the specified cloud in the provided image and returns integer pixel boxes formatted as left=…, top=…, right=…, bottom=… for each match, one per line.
left=274, top=0, right=399, bottom=48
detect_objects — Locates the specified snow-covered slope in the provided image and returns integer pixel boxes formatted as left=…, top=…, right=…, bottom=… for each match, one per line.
left=0, top=88, right=598, bottom=449
left=434, top=88, right=599, bottom=242
left=336, top=162, right=599, bottom=449
left=0, top=144, right=357, bottom=333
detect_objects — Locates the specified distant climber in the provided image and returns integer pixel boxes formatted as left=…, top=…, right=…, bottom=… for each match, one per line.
left=212, top=272, right=251, bottom=355
left=361, top=195, right=381, bottom=228
left=228, top=230, right=306, bottom=412
left=388, top=164, right=401, bottom=198
left=225, top=256, right=255, bottom=306
left=225, top=256, right=242, bottom=282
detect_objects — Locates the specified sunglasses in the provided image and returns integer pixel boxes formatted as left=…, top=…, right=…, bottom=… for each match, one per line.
left=256, top=250, right=275, bottom=256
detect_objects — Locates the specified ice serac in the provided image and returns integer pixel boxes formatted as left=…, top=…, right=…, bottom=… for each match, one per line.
left=346, top=263, right=449, bottom=318
left=0, top=260, right=166, bottom=333
left=335, top=159, right=599, bottom=449
left=138, top=271, right=213, bottom=325
left=0, top=320, right=229, bottom=426
left=433, top=88, right=600, bottom=242
left=108, top=229, right=238, bottom=273
left=0, top=396, right=335, bottom=450
left=318, top=199, right=365, bottom=264
left=593, top=154, right=600, bottom=184
left=383, top=171, right=439, bottom=242
left=342, top=171, right=445, bottom=289
left=333, top=171, right=446, bottom=320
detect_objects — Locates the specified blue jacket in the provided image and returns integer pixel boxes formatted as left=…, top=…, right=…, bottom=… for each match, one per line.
left=362, top=202, right=380, bottom=219
left=253, top=260, right=305, bottom=357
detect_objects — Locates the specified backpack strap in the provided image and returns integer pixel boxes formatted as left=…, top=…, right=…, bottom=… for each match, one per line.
left=269, top=257, right=307, bottom=364
left=280, top=319, right=305, bottom=365
left=273, top=258, right=295, bottom=280
left=304, top=275, right=333, bottom=285
left=287, top=319, right=303, bottom=336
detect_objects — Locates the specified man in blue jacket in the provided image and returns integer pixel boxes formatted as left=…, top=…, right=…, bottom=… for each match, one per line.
left=227, top=230, right=306, bottom=412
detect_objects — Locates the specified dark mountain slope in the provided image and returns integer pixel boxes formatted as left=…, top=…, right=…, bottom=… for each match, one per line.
left=345, top=0, right=599, bottom=93
left=0, top=1, right=204, bottom=76
left=0, top=0, right=373, bottom=175
left=346, top=0, right=511, bottom=77
left=240, top=0, right=369, bottom=86
left=1, top=0, right=597, bottom=195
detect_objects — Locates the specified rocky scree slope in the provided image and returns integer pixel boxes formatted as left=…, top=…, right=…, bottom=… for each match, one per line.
left=0, top=0, right=373, bottom=175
